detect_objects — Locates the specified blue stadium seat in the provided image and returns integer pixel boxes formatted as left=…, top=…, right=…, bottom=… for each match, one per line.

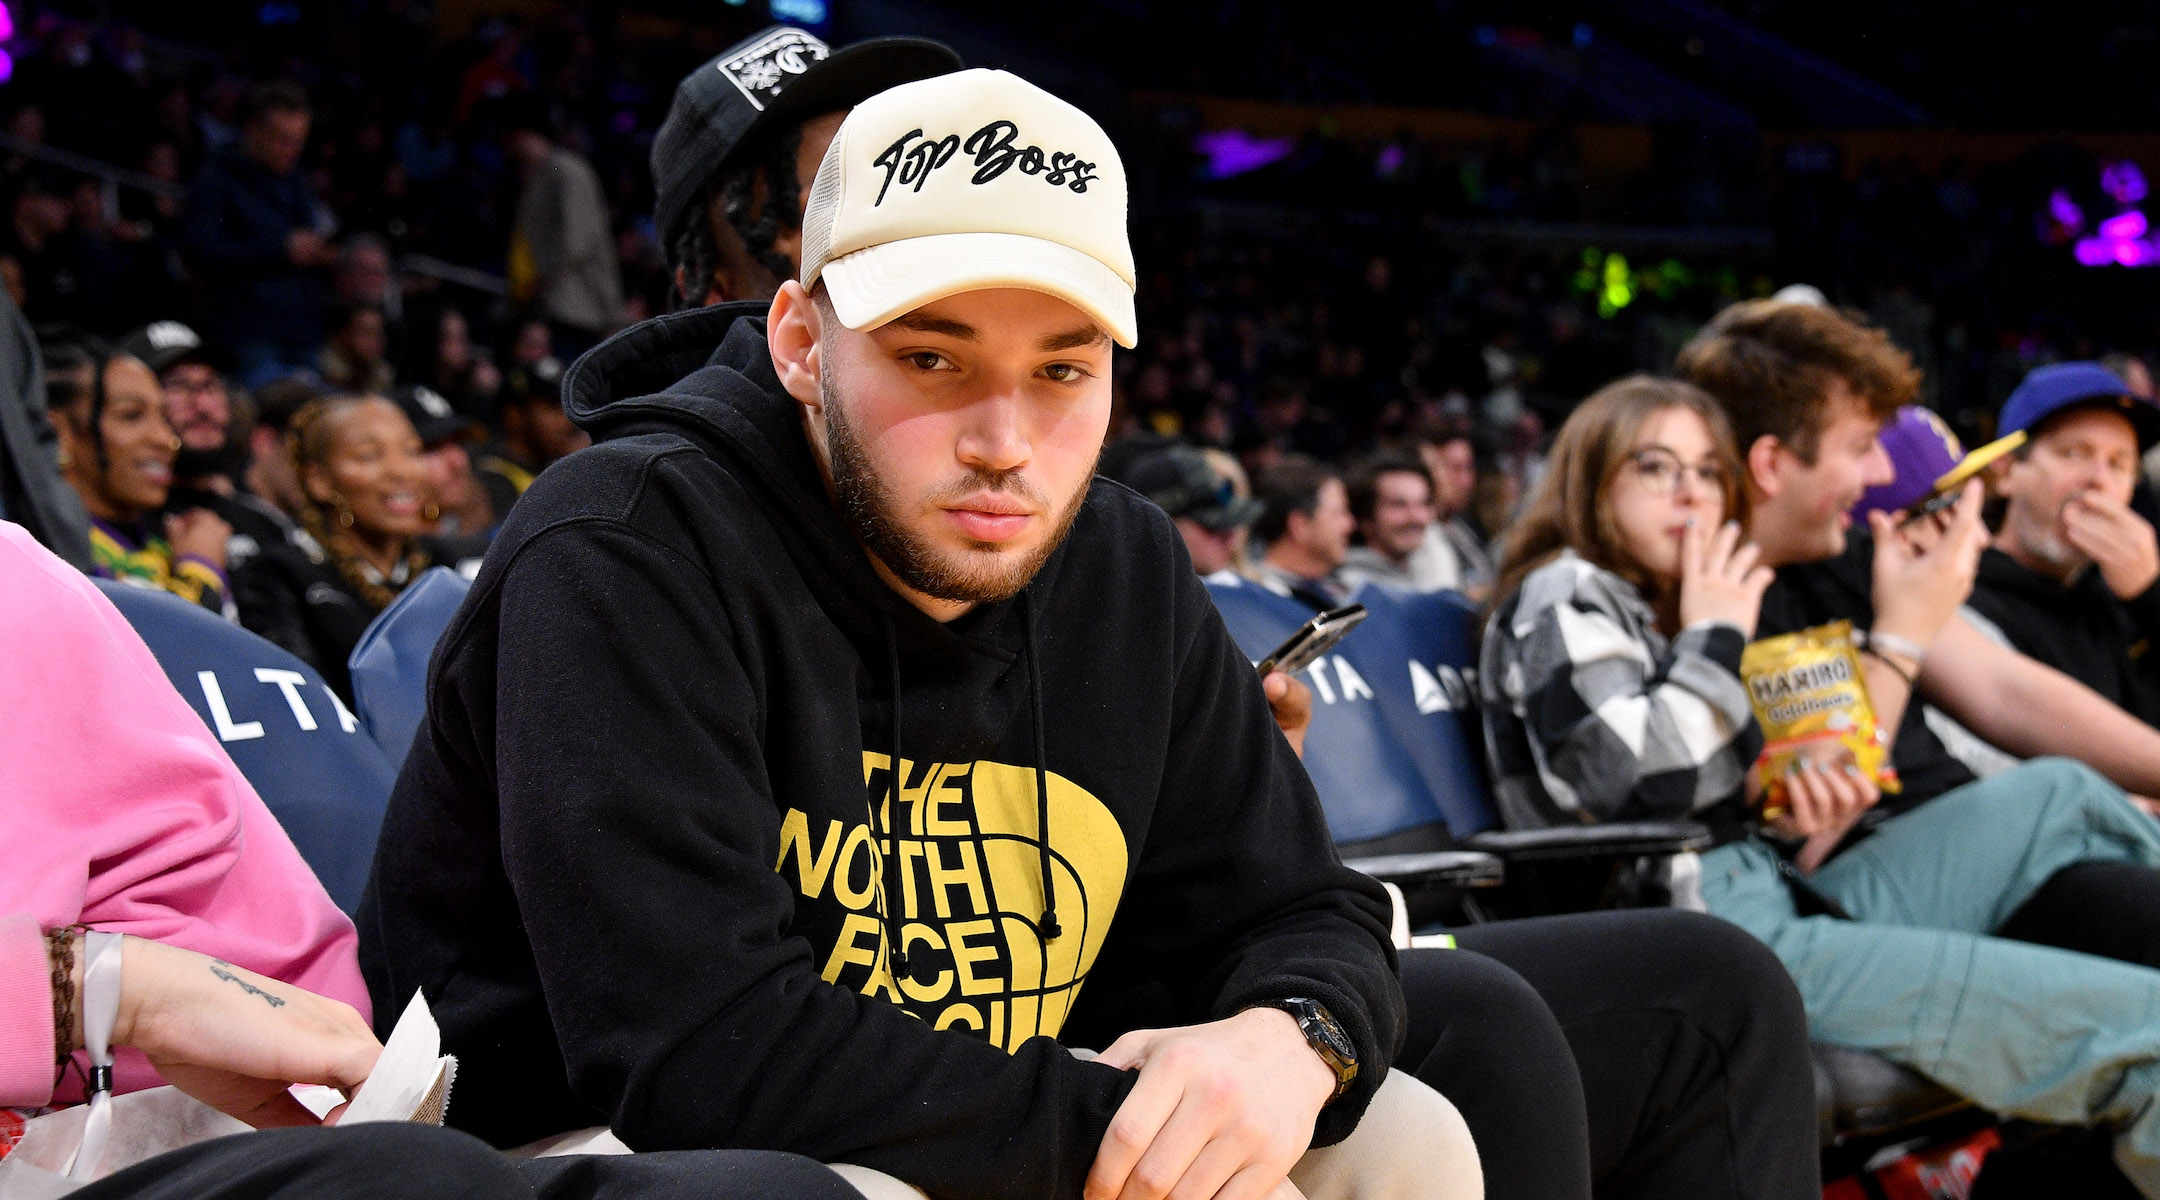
left=94, top=579, right=396, bottom=913
left=348, top=566, right=472, bottom=768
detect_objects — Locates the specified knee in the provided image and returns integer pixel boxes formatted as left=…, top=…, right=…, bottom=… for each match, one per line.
left=1302, top=1071, right=1484, bottom=1200
left=1643, top=910, right=1808, bottom=1045
left=1402, top=947, right=1567, bottom=1063
left=315, top=1124, right=523, bottom=1197
left=2022, top=757, right=2124, bottom=811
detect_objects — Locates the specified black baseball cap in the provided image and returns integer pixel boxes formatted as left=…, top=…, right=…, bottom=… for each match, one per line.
left=650, top=25, right=961, bottom=260
left=118, top=320, right=235, bottom=376
left=1121, top=446, right=1265, bottom=533
left=394, top=384, right=480, bottom=448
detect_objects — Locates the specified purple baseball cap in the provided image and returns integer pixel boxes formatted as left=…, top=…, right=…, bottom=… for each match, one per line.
left=1852, top=407, right=1963, bottom=521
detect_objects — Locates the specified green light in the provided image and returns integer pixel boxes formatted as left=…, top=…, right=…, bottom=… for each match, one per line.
left=1598, top=252, right=1635, bottom=318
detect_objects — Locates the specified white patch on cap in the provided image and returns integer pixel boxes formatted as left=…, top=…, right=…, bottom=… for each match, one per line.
left=146, top=321, right=200, bottom=351
left=717, top=29, right=830, bottom=111
left=413, top=386, right=452, bottom=419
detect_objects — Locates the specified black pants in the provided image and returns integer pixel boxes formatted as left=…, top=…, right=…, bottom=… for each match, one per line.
left=1999, top=859, right=2160, bottom=969
left=1397, top=909, right=1819, bottom=1200
left=70, top=1122, right=861, bottom=1200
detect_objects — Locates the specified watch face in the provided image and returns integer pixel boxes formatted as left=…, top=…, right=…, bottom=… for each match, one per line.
left=1308, top=1006, right=1356, bottom=1063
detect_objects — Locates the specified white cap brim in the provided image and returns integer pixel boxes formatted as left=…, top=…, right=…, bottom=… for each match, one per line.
left=819, top=231, right=1138, bottom=349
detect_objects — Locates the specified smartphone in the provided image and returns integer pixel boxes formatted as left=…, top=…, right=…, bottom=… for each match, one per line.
left=1256, top=604, right=1368, bottom=677
left=1897, top=430, right=2026, bottom=526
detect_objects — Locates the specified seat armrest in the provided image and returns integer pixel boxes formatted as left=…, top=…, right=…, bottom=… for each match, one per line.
left=1344, top=849, right=1505, bottom=889
left=1464, top=820, right=1712, bottom=862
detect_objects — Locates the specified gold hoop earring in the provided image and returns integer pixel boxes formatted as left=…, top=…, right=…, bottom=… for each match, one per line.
left=168, top=435, right=182, bottom=452
left=421, top=501, right=442, bottom=523
left=55, top=446, right=70, bottom=470
left=334, top=498, right=355, bottom=530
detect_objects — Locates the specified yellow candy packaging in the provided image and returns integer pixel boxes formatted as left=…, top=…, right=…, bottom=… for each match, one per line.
left=1739, top=620, right=1900, bottom=812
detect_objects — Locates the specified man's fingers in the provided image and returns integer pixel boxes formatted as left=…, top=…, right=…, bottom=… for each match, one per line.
left=1163, top=1138, right=1249, bottom=1200
left=1118, top=1098, right=1219, bottom=1200
left=1215, top=1161, right=1300, bottom=1200
left=1088, top=1071, right=1184, bottom=1200
left=1096, top=1029, right=1159, bottom=1072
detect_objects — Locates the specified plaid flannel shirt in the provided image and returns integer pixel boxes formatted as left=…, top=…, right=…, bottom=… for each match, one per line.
left=1480, top=551, right=1761, bottom=830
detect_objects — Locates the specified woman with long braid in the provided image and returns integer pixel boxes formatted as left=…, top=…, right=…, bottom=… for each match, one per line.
left=232, top=394, right=484, bottom=702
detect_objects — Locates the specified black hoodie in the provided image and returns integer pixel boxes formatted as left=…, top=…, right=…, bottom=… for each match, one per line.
left=356, top=303, right=1402, bottom=1197
left=1967, top=547, right=2160, bottom=728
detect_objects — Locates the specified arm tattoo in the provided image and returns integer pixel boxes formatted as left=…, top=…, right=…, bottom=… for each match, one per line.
left=208, top=960, right=288, bottom=1009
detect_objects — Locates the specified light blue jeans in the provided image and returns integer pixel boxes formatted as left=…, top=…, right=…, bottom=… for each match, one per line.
left=1700, top=759, right=2160, bottom=1195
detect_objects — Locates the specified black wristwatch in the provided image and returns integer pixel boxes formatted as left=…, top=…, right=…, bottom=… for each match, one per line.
left=1255, top=997, right=1358, bottom=1103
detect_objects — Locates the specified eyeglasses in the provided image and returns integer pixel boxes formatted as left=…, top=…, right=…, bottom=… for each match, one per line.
left=1625, top=447, right=1727, bottom=496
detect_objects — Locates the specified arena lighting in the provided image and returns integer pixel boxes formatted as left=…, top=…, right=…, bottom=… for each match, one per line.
left=2068, top=160, right=2160, bottom=268
left=1193, top=129, right=1296, bottom=179
left=0, top=3, right=16, bottom=44
left=769, top=0, right=827, bottom=25
left=0, top=50, right=14, bottom=85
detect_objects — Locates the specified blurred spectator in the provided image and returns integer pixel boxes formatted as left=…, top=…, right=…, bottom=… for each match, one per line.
left=394, top=382, right=496, bottom=540
left=1340, top=450, right=1442, bottom=593
left=4, top=173, right=72, bottom=319
left=119, top=319, right=289, bottom=574
left=476, top=358, right=584, bottom=518
left=652, top=27, right=961, bottom=309
left=182, top=82, right=336, bottom=388
left=503, top=103, right=622, bottom=357
left=0, top=285, right=90, bottom=566
left=243, top=374, right=326, bottom=526
left=1414, top=419, right=1497, bottom=598
left=1117, top=442, right=1264, bottom=577
left=1971, top=363, right=2160, bottom=727
left=1251, top=453, right=1355, bottom=609
left=410, top=304, right=501, bottom=419
left=334, top=232, right=402, bottom=329
left=47, top=336, right=230, bottom=612
left=233, top=394, right=484, bottom=701
left=318, top=300, right=395, bottom=395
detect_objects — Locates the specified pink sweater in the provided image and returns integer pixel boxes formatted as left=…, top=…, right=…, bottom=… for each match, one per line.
left=0, top=522, right=367, bottom=1107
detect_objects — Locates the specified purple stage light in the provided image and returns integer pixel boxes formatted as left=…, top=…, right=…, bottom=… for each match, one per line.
left=2104, top=160, right=2149, bottom=206
left=1194, top=129, right=1297, bottom=179
left=2047, top=189, right=2085, bottom=232
left=2101, top=210, right=2148, bottom=241
left=0, top=4, right=17, bottom=43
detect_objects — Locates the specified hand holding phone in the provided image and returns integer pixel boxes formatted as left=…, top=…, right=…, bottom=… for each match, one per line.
left=1256, top=605, right=1368, bottom=677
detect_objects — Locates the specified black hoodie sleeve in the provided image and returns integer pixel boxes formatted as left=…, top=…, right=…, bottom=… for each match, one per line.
left=487, top=518, right=1138, bottom=1200
left=1074, top=553, right=1405, bottom=1147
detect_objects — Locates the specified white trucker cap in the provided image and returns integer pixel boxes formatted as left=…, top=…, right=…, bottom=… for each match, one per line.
left=798, top=68, right=1137, bottom=348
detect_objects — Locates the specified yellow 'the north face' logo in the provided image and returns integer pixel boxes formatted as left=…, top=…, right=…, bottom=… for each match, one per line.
left=775, top=754, right=1129, bottom=1049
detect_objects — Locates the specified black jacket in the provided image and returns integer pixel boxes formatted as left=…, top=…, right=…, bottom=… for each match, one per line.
left=1967, top=548, right=2160, bottom=728
left=356, top=303, right=1402, bottom=1197
left=181, top=148, right=328, bottom=347
left=233, top=534, right=484, bottom=702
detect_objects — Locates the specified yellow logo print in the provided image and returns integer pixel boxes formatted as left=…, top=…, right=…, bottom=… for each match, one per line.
left=775, top=754, right=1129, bottom=1050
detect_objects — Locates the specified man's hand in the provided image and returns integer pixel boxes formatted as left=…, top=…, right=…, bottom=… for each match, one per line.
left=1870, top=480, right=1986, bottom=648
left=2065, top=491, right=2160, bottom=600
left=165, top=509, right=232, bottom=571
left=1086, top=1008, right=1333, bottom=1200
left=1263, top=671, right=1312, bottom=759
left=110, top=936, right=381, bottom=1128
left=284, top=229, right=332, bottom=267
left=1767, top=758, right=1879, bottom=874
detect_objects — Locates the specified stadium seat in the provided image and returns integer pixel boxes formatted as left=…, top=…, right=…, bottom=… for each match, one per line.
left=348, top=566, right=472, bottom=767
left=94, top=579, right=397, bottom=913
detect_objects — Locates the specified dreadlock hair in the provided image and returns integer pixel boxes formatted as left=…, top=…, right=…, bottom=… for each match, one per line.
left=666, top=123, right=806, bottom=311
left=41, top=330, right=116, bottom=471
left=286, top=393, right=426, bottom=613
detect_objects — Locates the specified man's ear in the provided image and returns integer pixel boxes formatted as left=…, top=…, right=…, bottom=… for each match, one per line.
left=1745, top=434, right=1785, bottom=501
left=767, top=280, right=823, bottom=408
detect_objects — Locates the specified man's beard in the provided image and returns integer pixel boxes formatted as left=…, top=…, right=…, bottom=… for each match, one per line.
left=823, top=372, right=1092, bottom=606
left=173, top=435, right=239, bottom=482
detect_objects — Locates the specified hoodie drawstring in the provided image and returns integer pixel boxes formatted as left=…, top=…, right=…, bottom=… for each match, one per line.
left=878, top=602, right=1061, bottom=989
left=1021, top=595, right=1062, bottom=943
left=882, top=619, right=911, bottom=980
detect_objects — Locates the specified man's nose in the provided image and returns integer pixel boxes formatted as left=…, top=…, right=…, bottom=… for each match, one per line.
left=956, top=388, right=1031, bottom=473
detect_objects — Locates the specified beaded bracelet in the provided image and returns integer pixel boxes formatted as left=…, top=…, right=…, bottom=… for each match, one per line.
left=43, top=927, right=81, bottom=1067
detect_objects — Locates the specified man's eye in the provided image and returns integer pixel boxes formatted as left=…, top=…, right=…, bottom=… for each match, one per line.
left=1043, top=363, right=1083, bottom=382
left=906, top=352, right=947, bottom=371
